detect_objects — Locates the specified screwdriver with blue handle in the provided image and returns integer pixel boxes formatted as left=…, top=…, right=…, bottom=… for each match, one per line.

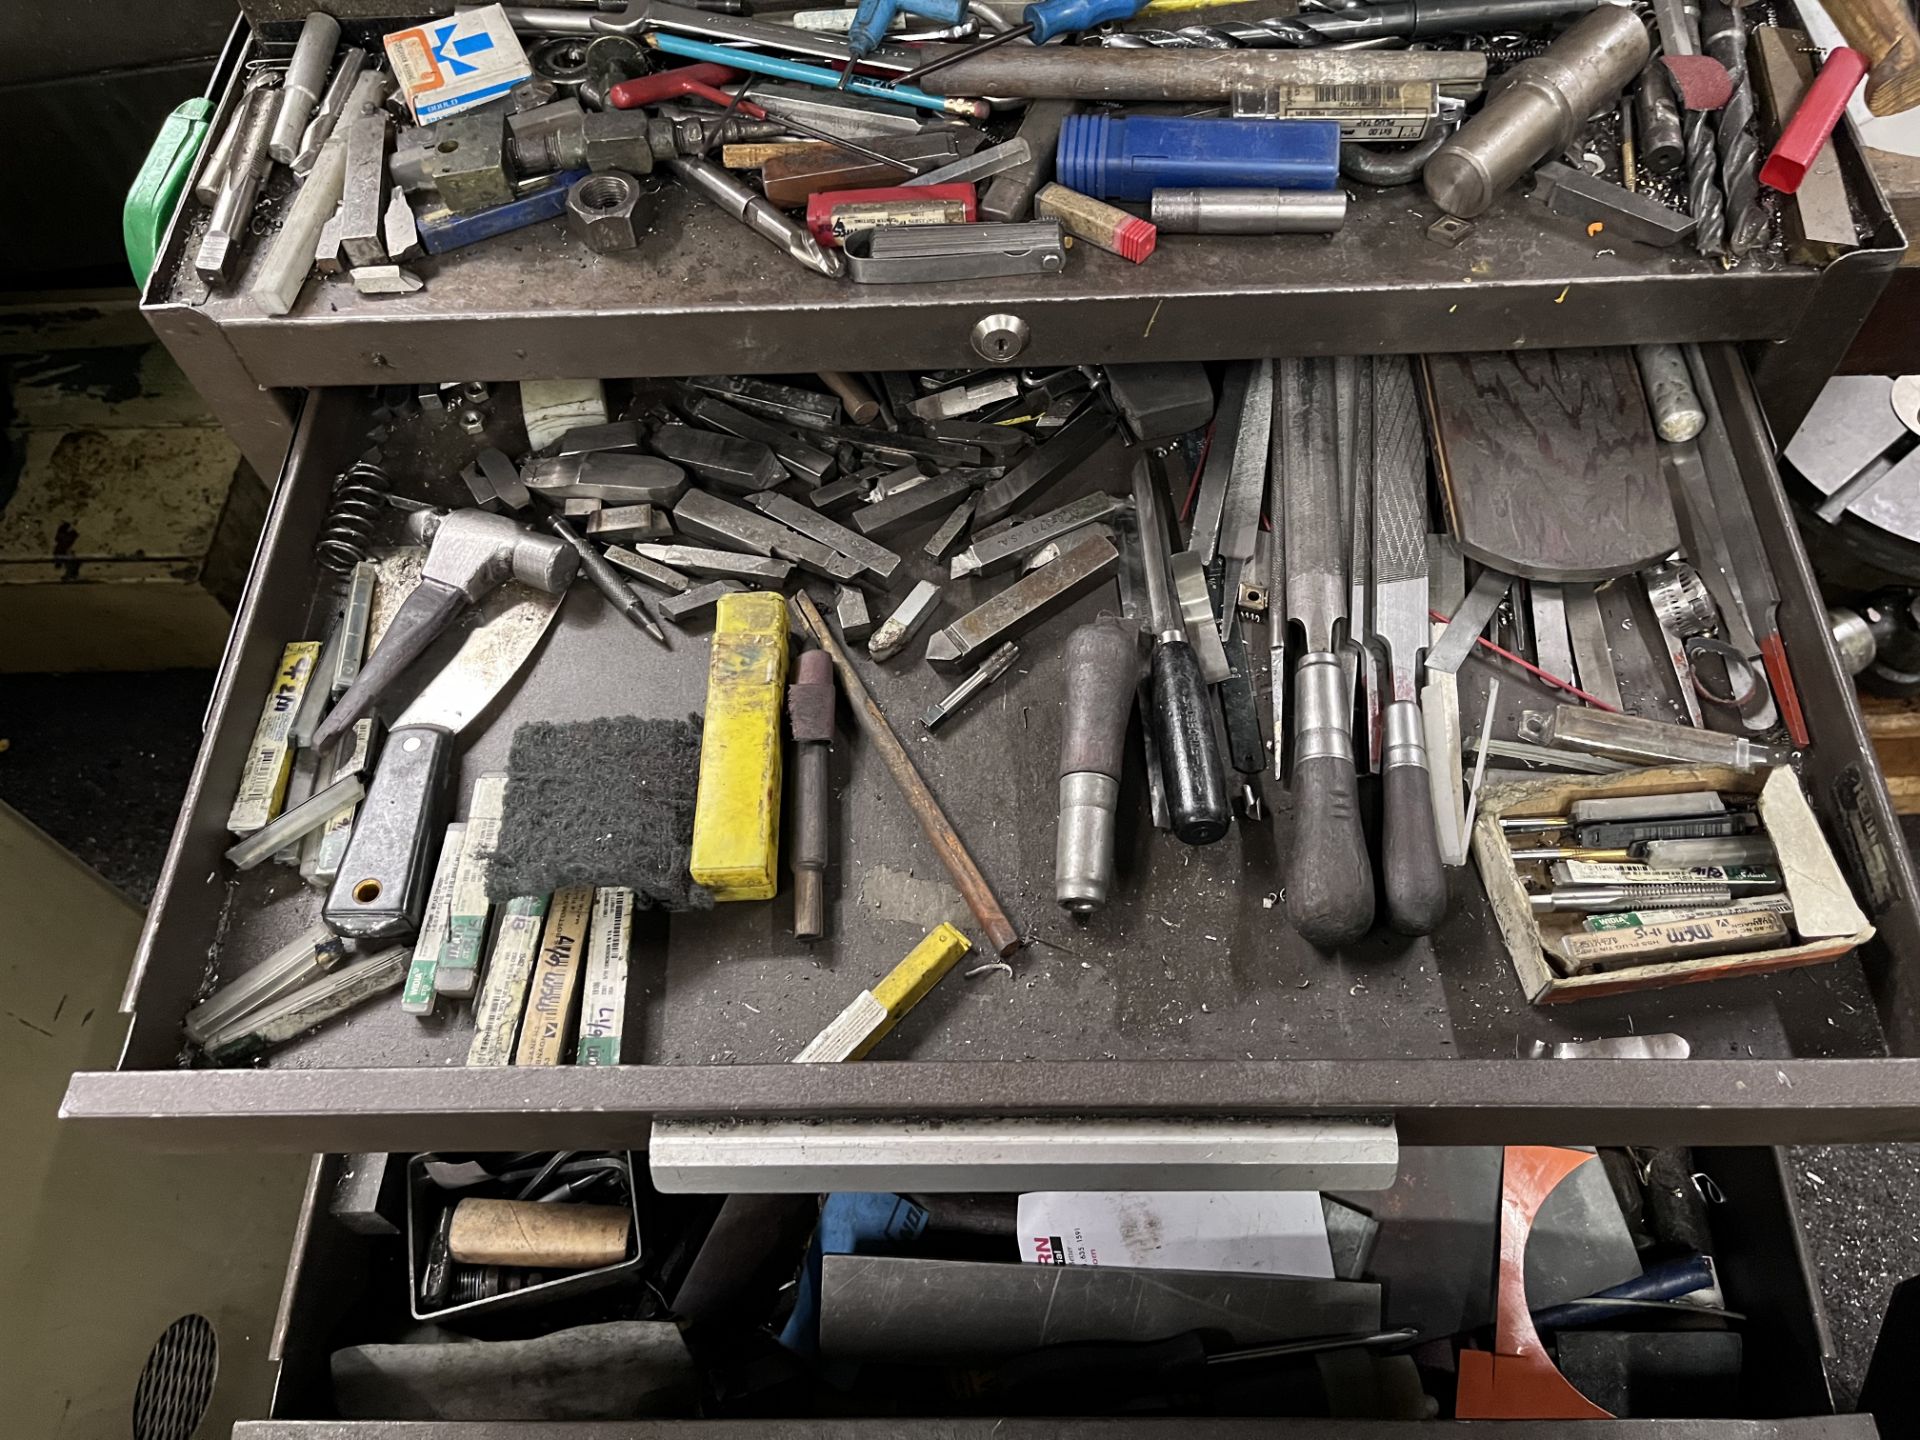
left=893, top=0, right=1155, bottom=84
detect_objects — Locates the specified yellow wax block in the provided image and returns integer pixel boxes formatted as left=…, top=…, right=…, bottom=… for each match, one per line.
left=690, top=591, right=790, bottom=900
left=859, top=922, right=971, bottom=1058
left=792, top=922, right=972, bottom=1063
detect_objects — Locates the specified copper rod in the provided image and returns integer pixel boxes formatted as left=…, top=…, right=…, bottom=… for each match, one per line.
left=793, top=589, right=1022, bottom=957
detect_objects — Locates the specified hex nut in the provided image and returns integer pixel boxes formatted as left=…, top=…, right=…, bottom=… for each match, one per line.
left=582, top=109, right=656, bottom=175
left=568, top=171, right=644, bottom=253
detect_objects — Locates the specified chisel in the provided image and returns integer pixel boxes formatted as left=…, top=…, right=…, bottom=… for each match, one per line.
left=1370, top=356, right=1448, bottom=936
left=324, top=586, right=565, bottom=939
left=1134, top=451, right=1229, bottom=845
left=1282, top=356, right=1375, bottom=948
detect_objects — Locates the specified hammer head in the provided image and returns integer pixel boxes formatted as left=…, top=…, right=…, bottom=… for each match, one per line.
left=414, top=507, right=578, bottom=600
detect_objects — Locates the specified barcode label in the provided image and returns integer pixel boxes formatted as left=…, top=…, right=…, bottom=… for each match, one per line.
left=576, top=886, right=634, bottom=1066
left=1232, top=80, right=1433, bottom=140
left=1312, top=84, right=1403, bottom=105
left=227, top=641, right=321, bottom=834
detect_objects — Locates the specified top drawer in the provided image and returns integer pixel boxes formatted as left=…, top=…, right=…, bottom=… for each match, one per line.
left=57, top=346, right=1920, bottom=1153
left=144, top=11, right=1905, bottom=394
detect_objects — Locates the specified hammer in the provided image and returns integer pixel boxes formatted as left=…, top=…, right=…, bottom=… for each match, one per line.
left=311, top=509, right=576, bottom=755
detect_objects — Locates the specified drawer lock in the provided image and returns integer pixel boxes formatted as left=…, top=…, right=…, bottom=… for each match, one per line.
left=971, top=312, right=1031, bottom=363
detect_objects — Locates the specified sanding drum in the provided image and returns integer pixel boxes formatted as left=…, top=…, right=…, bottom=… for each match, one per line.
left=449, top=1198, right=633, bottom=1269
left=1424, top=6, right=1650, bottom=218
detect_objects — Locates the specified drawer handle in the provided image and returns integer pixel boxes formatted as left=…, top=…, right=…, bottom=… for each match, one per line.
left=649, top=1116, right=1397, bottom=1193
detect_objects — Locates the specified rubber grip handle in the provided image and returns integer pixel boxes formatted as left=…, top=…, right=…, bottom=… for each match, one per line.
left=1760, top=632, right=1809, bottom=748
left=1151, top=639, right=1230, bottom=845
left=609, top=63, right=741, bottom=110
left=1382, top=762, right=1448, bottom=936
left=1287, top=753, right=1375, bottom=949
left=1060, top=617, right=1140, bottom=780
left=323, top=724, right=453, bottom=940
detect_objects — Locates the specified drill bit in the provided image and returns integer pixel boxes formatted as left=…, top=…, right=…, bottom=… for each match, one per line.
left=1105, top=0, right=1604, bottom=49
left=1105, top=16, right=1322, bottom=46
left=1700, top=0, right=1767, bottom=255
left=1651, top=0, right=1728, bottom=257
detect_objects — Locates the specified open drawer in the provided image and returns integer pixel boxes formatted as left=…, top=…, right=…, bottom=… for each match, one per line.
left=235, top=1146, right=1865, bottom=1434
left=56, top=345, right=1920, bottom=1151
left=144, top=8, right=1905, bottom=484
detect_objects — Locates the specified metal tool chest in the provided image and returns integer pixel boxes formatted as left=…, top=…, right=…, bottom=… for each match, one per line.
left=61, top=7, right=1920, bottom=1154
left=70, top=6, right=1920, bottom=1435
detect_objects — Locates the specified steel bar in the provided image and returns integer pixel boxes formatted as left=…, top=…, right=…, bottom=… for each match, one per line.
left=925, top=530, right=1121, bottom=670
left=672, top=488, right=863, bottom=580
left=913, top=45, right=1490, bottom=101
left=794, top=590, right=1022, bottom=957
left=750, top=491, right=903, bottom=581
left=1425, top=569, right=1511, bottom=676
left=1108, top=0, right=1601, bottom=49
left=631, top=543, right=794, bottom=582
left=950, top=492, right=1132, bottom=578
left=683, top=395, right=837, bottom=484
left=1562, top=584, right=1623, bottom=710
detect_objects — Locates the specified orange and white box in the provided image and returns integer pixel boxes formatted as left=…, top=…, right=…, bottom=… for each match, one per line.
left=383, top=4, right=531, bottom=123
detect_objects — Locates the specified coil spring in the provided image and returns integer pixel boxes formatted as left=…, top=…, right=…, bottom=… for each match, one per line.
left=317, top=461, right=388, bottom=574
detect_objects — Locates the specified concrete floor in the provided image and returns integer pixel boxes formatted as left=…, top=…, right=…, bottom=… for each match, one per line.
left=3, top=667, right=1916, bottom=1422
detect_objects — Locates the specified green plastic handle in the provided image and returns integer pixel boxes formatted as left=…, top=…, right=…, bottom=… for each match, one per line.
left=124, top=97, right=214, bottom=286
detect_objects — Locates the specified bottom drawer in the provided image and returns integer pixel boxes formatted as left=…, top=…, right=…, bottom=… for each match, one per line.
left=246, top=1146, right=1861, bottom=1438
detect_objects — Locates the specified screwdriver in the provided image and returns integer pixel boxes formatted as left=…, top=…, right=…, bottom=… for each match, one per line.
left=1134, top=451, right=1229, bottom=846
left=896, top=0, right=1155, bottom=84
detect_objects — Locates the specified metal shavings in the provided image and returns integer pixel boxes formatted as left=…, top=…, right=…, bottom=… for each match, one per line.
left=964, top=961, right=1014, bottom=980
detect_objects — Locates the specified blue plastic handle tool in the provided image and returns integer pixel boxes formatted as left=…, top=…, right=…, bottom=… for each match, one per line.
left=1057, top=114, right=1341, bottom=202
left=1024, top=0, right=1153, bottom=45
left=848, top=0, right=969, bottom=57
left=647, top=31, right=969, bottom=115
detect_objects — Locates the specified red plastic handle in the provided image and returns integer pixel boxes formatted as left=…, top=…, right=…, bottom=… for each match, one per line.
left=609, top=63, right=743, bottom=109
left=1759, top=46, right=1868, bottom=194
